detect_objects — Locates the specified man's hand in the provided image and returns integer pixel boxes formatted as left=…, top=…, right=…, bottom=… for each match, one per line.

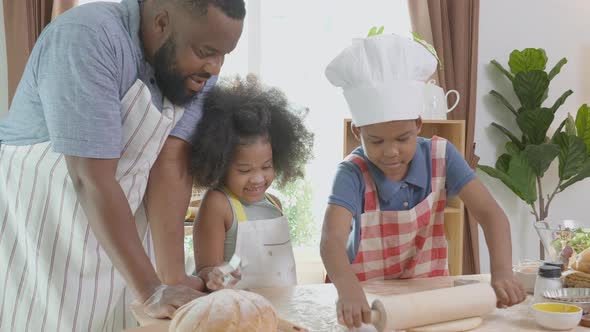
left=143, top=284, right=207, bottom=319
left=179, top=274, right=205, bottom=292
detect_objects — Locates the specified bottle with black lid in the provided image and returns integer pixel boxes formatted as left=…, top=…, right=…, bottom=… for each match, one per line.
left=533, top=265, right=562, bottom=303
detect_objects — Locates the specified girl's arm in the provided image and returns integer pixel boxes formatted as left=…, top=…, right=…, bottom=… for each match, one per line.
left=320, top=204, right=371, bottom=328
left=194, top=190, right=233, bottom=291
left=459, top=178, right=526, bottom=307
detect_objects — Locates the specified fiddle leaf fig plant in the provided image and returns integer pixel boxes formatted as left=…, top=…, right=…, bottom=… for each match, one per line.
left=479, top=48, right=590, bottom=222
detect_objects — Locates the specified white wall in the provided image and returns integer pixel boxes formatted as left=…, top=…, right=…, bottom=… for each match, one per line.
left=0, top=0, right=8, bottom=118
left=477, top=0, right=590, bottom=272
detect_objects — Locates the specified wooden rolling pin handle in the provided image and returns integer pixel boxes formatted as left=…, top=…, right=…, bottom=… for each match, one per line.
left=278, top=317, right=310, bottom=332
left=371, top=299, right=387, bottom=332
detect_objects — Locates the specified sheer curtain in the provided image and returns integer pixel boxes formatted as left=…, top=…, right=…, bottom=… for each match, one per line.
left=220, top=0, right=412, bottom=246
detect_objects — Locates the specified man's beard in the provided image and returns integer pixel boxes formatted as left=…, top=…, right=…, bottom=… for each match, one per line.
left=152, top=37, right=198, bottom=106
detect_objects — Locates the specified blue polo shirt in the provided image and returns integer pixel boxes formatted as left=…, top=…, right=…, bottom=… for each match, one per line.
left=0, top=0, right=217, bottom=158
left=328, top=137, right=476, bottom=262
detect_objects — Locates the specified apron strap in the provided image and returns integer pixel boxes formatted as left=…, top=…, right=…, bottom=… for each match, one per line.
left=265, top=193, right=283, bottom=213
left=429, top=136, right=448, bottom=193
left=222, top=187, right=248, bottom=223
left=344, top=154, right=380, bottom=212
left=221, top=188, right=283, bottom=222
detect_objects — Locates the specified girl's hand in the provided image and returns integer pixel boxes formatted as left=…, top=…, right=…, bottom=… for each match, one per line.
left=206, top=266, right=241, bottom=291
left=491, top=270, right=527, bottom=308
left=336, top=286, right=372, bottom=328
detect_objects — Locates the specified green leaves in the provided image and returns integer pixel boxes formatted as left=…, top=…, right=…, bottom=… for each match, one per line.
left=553, top=132, right=587, bottom=180
left=509, top=48, right=547, bottom=74
left=516, top=108, right=554, bottom=144
left=576, top=104, right=590, bottom=154
left=367, top=26, right=384, bottom=37
left=411, top=31, right=442, bottom=68
left=479, top=142, right=558, bottom=204
left=491, top=60, right=514, bottom=81
left=481, top=48, right=590, bottom=210
left=495, top=154, right=511, bottom=173
left=560, top=159, right=590, bottom=191
left=566, top=114, right=577, bottom=136
left=490, top=90, right=518, bottom=116
left=513, top=71, right=550, bottom=110
left=551, top=90, right=574, bottom=113
left=491, top=123, right=524, bottom=149
left=548, top=58, right=568, bottom=81
left=523, top=144, right=560, bottom=177
left=479, top=150, right=537, bottom=204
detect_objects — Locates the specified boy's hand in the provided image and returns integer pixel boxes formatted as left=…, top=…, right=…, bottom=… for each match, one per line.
left=336, top=286, right=372, bottom=328
left=491, top=271, right=526, bottom=308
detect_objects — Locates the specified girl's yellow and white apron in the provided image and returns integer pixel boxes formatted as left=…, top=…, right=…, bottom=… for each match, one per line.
left=224, top=191, right=297, bottom=289
left=349, top=136, right=449, bottom=281
left=0, top=79, right=183, bottom=331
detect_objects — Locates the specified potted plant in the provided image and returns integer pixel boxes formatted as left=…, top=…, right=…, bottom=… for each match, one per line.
left=478, top=48, right=590, bottom=260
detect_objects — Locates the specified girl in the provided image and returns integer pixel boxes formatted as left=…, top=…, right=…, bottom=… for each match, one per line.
left=189, top=75, right=313, bottom=291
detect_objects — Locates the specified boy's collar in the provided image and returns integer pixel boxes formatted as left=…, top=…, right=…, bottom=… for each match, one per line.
left=362, top=142, right=428, bottom=203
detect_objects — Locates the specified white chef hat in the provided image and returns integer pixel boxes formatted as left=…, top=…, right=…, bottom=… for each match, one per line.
left=325, top=33, right=437, bottom=126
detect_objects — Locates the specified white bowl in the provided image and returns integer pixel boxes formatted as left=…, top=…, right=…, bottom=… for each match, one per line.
left=533, top=302, right=583, bottom=330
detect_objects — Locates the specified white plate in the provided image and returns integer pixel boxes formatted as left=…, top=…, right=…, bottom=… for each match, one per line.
left=544, top=288, right=590, bottom=303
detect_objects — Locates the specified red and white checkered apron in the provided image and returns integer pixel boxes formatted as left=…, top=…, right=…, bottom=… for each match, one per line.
left=349, top=136, right=449, bottom=281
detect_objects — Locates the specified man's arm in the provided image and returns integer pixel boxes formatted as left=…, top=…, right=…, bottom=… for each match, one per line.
left=146, top=137, right=201, bottom=288
left=65, top=156, right=161, bottom=302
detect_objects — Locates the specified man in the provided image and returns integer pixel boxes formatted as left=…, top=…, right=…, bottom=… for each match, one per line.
left=0, top=0, right=244, bottom=330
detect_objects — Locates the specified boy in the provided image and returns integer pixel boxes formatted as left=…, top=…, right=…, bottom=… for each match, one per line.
left=321, top=33, right=526, bottom=329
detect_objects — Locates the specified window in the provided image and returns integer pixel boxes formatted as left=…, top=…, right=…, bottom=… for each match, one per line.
left=75, top=0, right=412, bottom=283
left=221, top=0, right=411, bottom=248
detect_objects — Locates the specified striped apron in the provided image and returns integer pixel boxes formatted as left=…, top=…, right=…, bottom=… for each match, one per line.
left=349, top=136, right=449, bottom=281
left=0, top=79, right=184, bottom=331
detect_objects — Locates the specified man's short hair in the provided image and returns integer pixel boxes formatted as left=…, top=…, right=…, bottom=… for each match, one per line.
left=180, top=0, right=246, bottom=19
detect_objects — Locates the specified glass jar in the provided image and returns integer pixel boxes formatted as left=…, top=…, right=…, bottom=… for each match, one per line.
left=533, top=265, right=563, bottom=303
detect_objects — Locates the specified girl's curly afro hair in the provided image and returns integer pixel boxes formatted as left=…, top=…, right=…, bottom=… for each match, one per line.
left=189, top=75, right=314, bottom=189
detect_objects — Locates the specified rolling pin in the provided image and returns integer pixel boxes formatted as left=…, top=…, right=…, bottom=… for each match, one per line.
left=368, top=283, right=496, bottom=331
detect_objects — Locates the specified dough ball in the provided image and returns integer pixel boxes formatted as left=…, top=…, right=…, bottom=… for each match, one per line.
left=169, top=289, right=278, bottom=332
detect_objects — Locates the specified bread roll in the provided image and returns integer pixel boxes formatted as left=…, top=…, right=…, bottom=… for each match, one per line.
left=564, top=270, right=590, bottom=288
left=169, top=289, right=278, bottom=332
left=572, top=248, right=590, bottom=274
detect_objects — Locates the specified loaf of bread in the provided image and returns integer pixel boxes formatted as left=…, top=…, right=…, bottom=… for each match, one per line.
left=169, top=289, right=278, bottom=332
left=572, top=248, right=590, bottom=274
left=564, top=270, right=590, bottom=288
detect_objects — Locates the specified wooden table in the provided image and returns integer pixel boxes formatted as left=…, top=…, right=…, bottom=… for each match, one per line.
left=124, top=274, right=589, bottom=331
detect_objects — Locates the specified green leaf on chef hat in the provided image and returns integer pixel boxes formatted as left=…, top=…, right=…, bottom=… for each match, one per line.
left=412, top=31, right=443, bottom=69
left=367, top=26, right=385, bottom=37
